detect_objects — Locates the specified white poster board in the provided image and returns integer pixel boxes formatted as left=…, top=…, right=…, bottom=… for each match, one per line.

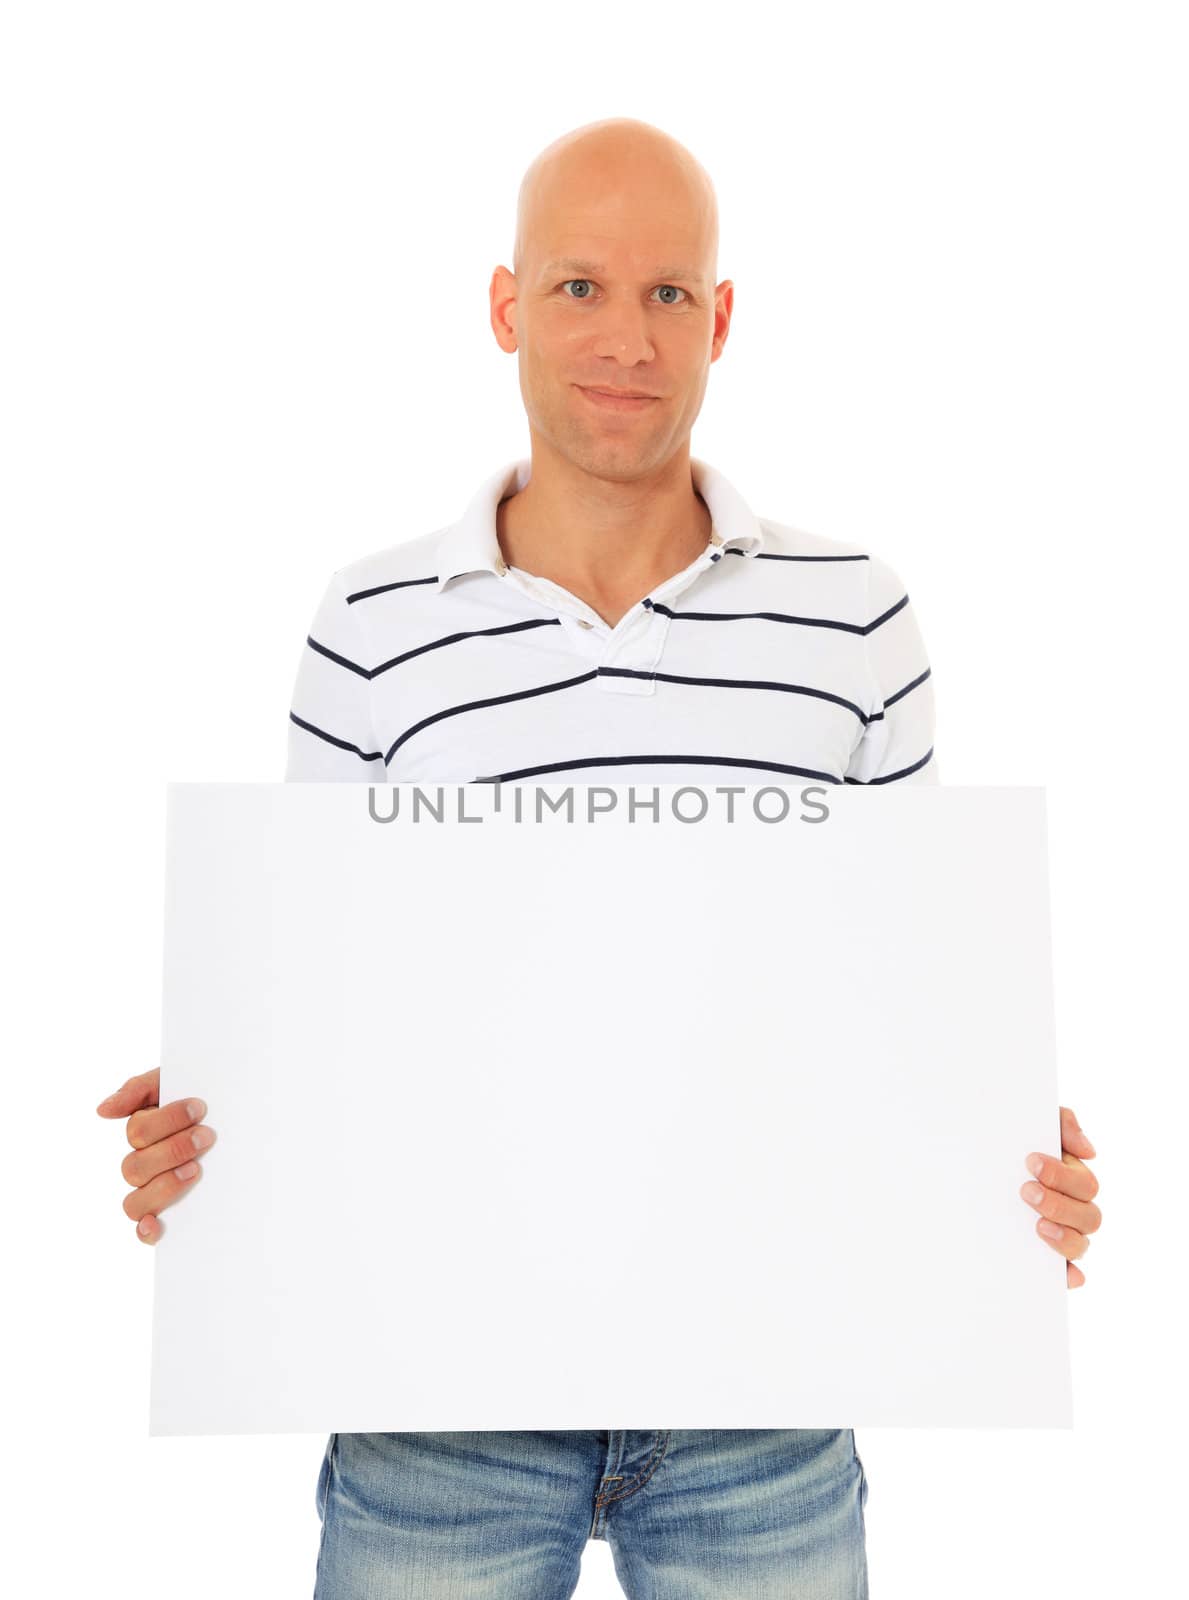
left=150, top=783, right=1071, bottom=1435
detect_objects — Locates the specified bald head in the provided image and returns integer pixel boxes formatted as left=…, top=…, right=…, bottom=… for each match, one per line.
left=490, top=118, right=732, bottom=483
left=512, top=118, right=719, bottom=288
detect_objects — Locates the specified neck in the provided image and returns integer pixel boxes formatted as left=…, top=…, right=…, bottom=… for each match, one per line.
left=495, top=438, right=713, bottom=597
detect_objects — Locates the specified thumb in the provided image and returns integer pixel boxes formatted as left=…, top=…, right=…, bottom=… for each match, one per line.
left=1071, top=1126, right=1097, bottom=1158
left=95, top=1067, right=160, bottom=1118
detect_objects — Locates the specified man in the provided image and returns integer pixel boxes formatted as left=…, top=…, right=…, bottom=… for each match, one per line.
left=97, top=116, right=1102, bottom=1598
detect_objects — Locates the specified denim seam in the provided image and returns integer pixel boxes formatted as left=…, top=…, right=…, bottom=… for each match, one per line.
left=595, top=1430, right=671, bottom=1507
left=313, top=1432, right=339, bottom=1591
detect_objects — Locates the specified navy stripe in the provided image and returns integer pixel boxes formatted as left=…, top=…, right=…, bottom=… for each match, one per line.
left=346, top=575, right=439, bottom=603
left=370, top=616, right=562, bottom=677
left=302, top=657, right=931, bottom=766
left=306, top=634, right=370, bottom=679
left=385, top=670, right=599, bottom=764
left=843, top=746, right=934, bottom=784
left=644, top=592, right=909, bottom=634
left=474, top=753, right=842, bottom=784
left=384, top=665, right=879, bottom=765
left=306, top=616, right=562, bottom=682
left=883, top=665, right=931, bottom=709
left=843, top=666, right=932, bottom=726
left=725, top=548, right=870, bottom=563
left=597, top=666, right=869, bottom=724
left=289, top=710, right=384, bottom=764
left=864, top=592, right=910, bottom=633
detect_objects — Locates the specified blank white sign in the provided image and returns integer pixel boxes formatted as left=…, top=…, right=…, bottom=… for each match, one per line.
left=150, top=783, right=1071, bottom=1435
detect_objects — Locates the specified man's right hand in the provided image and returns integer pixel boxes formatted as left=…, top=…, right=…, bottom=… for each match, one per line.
left=95, top=1068, right=216, bottom=1244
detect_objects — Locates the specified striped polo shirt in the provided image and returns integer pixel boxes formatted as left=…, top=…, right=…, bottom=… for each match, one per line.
left=285, top=456, right=938, bottom=788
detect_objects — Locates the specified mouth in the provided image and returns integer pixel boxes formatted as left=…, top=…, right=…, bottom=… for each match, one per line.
left=575, top=385, right=659, bottom=412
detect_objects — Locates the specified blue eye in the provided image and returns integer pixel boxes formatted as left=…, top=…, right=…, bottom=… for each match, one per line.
left=560, top=279, right=687, bottom=304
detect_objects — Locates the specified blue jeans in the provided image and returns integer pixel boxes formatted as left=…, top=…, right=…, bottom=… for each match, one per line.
left=314, top=1428, right=869, bottom=1597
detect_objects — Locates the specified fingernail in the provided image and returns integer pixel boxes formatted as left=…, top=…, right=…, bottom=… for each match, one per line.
left=1026, top=1154, right=1045, bottom=1178
left=138, top=1218, right=152, bottom=1236
left=97, top=1094, right=117, bottom=1109
left=185, top=1099, right=206, bottom=1122
left=1039, top=1220, right=1063, bottom=1239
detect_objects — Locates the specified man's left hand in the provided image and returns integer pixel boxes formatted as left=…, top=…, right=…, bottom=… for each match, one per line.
left=1021, top=1105, right=1102, bottom=1288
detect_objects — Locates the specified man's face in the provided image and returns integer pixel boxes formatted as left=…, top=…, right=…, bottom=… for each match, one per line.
left=493, top=189, right=732, bottom=480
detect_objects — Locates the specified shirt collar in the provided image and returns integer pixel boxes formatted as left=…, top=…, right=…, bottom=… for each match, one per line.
left=434, top=456, right=766, bottom=593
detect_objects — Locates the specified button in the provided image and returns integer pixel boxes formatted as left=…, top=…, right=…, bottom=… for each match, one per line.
left=495, top=558, right=508, bottom=576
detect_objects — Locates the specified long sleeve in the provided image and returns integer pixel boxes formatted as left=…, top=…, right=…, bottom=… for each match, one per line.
left=844, top=552, right=939, bottom=785
left=285, top=569, right=386, bottom=782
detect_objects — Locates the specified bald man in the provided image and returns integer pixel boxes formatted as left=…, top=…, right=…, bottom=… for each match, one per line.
left=492, top=118, right=727, bottom=623
left=98, top=114, right=1101, bottom=1600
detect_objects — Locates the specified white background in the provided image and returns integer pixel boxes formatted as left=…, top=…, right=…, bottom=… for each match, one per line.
left=2, top=1, right=1184, bottom=1594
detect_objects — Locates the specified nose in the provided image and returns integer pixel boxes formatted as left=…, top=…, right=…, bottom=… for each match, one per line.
left=591, top=301, right=656, bottom=367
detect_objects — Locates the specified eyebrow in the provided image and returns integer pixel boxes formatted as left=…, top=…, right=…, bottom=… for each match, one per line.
left=541, top=257, right=705, bottom=285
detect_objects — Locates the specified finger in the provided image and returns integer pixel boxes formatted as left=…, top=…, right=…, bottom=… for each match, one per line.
left=1065, top=1127, right=1097, bottom=1158
left=126, top=1094, right=208, bottom=1157
left=122, top=1159, right=204, bottom=1227
left=1059, top=1104, right=1096, bottom=1158
left=1025, top=1149, right=1099, bottom=1206
left=121, top=1106, right=214, bottom=1189
left=1067, top=1260, right=1085, bottom=1289
left=136, top=1213, right=162, bottom=1246
left=96, top=1067, right=161, bottom=1118
left=1020, top=1170, right=1102, bottom=1237
left=1034, top=1214, right=1091, bottom=1261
